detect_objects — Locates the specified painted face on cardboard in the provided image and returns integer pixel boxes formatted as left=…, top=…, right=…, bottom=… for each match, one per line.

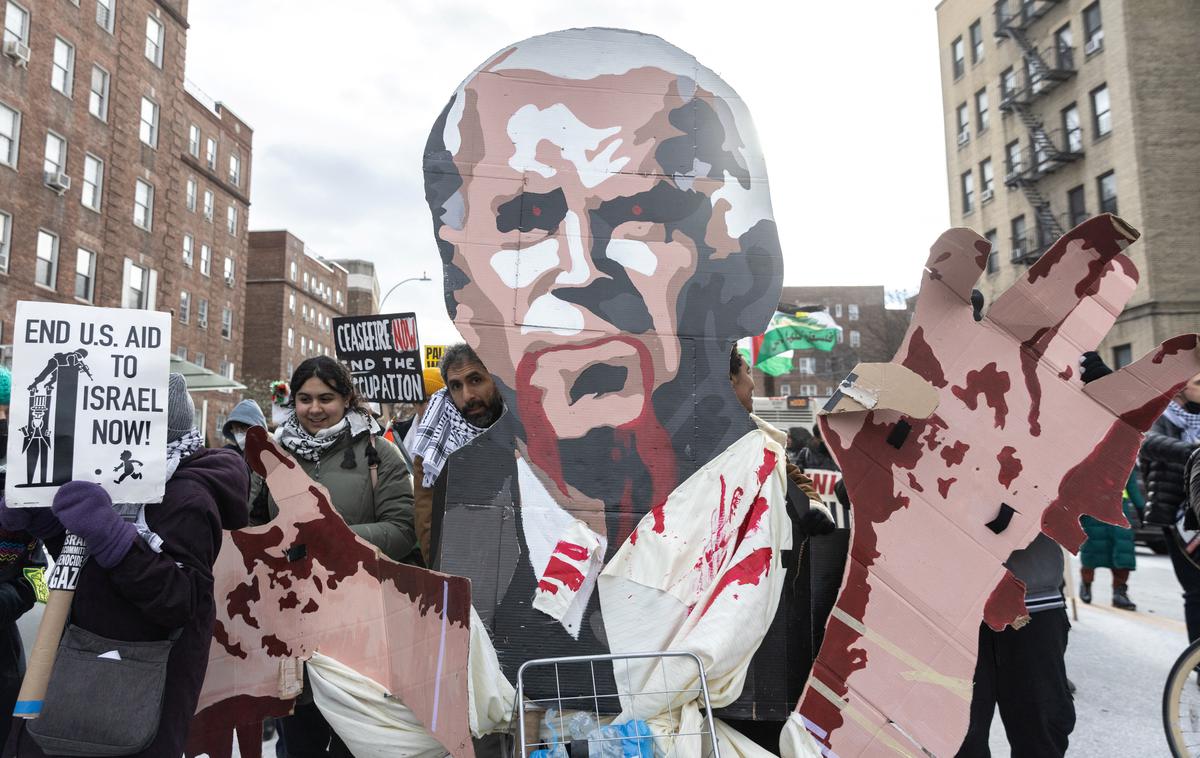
left=438, top=63, right=776, bottom=443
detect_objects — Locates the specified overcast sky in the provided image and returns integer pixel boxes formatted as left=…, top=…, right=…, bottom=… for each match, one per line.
left=184, top=1, right=950, bottom=344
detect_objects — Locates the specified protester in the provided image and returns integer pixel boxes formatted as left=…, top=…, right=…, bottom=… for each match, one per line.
left=785, top=426, right=812, bottom=467
left=1141, top=371, right=1200, bottom=643
left=250, top=356, right=415, bottom=758
left=1, top=373, right=249, bottom=757
left=221, top=398, right=267, bottom=454
left=796, top=422, right=838, bottom=472
left=410, top=344, right=503, bottom=565
left=1079, top=469, right=1141, bottom=610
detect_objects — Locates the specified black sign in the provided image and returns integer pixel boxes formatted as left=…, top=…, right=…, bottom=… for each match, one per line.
left=331, top=313, right=426, bottom=403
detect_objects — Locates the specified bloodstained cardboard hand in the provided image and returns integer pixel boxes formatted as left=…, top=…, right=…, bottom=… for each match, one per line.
left=186, top=427, right=473, bottom=758
left=794, top=215, right=1200, bottom=757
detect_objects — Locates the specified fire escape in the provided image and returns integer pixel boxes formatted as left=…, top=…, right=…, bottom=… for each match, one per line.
left=994, top=0, right=1083, bottom=263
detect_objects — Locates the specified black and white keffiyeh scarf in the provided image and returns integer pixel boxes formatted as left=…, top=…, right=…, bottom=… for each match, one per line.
left=411, top=388, right=486, bottom=488
left=113, top=427, right=204, bottom=553
left=276, top=409, right=380, bottom=463
left=1165, top=401, right=1200, bottom=444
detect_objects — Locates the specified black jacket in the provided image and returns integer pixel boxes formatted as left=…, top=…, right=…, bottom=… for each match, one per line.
left=1141, top=413, right=1195, bottom=525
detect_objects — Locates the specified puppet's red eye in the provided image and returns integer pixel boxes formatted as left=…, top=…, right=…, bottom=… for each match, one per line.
left=531, top=206, right=542, bottom=217
left=632, top=204, right=643, bottom=216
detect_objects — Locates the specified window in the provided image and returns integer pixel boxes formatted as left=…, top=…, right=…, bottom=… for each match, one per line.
left=951, top=36, right=965, bottom=78
left=179, top=291, right=190, bottom=323
left=301, top=304, right=308, bottom=322
left=82, top=154, right=103, bottom=211
left=51, top=38, right=75, bottom=97
left=1097, top=170, right=1117, bottom=214
left=139, top=97, right=159, bottom=147
left=833, top=303, right=842, bottom=318
left=205, top=137, right=216, bottom=170
left=303, top=271, right=310, bottom=288
left=89, top=66, right=110, bottom=120
left=1068, top=185, right=1087, bottom=227
left=194, top=352, right=205, bottom=369
left=221, top=307, right=232, bottom=339
left=980, top=158, right=994, bottom=195
left=289, top=293, right=296, bottom=313
left=3, top=2, right=28, bottom=46
left=74, top=248, right=95, bottom=301
left=229, top=153, right=241, bottom=186
left=799, top=384, right=818, bottom=397
left=197, top=299, right=208, bottom=329
left=1006, top=139, right=1022, bottom=178
left=984, top=229, right=999, bottom=273
left=188, top=124, right=200, bottom=157
left=795, top=357, right=815, bottom=375
left=290, top=261, right=297, bottom=281
left=848, top=304, right=860, bottom=321
left=223, top=256, right=234, bottom=284
left=182, top=233, right=193, bottom=266
left=287, top=327, right=294, bottom=348
left=200, top=243, right=211, bottom=276
left=226, top=205, right=237, bottom=235
left=0, top=210, right=9, bottom=272
left=186, top=177, right=197, bottom=211
left=1091, top=84, right=1111, bottom=137
left=203, top=190, right=214, bottom=221
left=36, top=230, right=59, bottom=289
left=975, top=88, right=989, bottom=133
left=144, top=15, right=164, bottom=67
left=955, top=103, right=969, bottom=142
left=1011, top=215, right=1028, bottom=259
left=969, top=20, right=984, bottom=63
left=0, top=101, right=19, bottom=168
left=1083, top=2, right=1103, bottom=51
left=961, top=170, right=975, bottom=214
left=1000, top=67, right=1016, bottom=100
left=175, top=346, right=186, bottom=361
left=1062, top=103, right=1082, bottom=152
left=123, top=261, right=152, bottom=309
left=44, top=132, right=67, bottom=175
left=133, top=179, right=154, bottom=230
left=95, top=0, right=114, bottom=33
left=1054, top=24, right=1074, bottom=69
left=1112, top=343, right=1132, bottom=369
left=849, top=331, right=861, bottom=349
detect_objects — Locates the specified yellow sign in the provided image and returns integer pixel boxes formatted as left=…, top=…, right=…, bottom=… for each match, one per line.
left=424, top=344, right=447, bottom=370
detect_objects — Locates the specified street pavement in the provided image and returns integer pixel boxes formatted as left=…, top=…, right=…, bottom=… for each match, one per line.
left=16, top=546, right=1190, bottom=757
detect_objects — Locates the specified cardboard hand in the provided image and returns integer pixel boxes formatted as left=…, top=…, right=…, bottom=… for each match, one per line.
left=51, top=481, right=136, bottom=568
left=795, top=215, right=1200, bottom=757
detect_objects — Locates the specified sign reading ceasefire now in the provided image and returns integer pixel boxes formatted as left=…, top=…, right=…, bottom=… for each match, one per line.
left=332, top=313, right=426, bottom=403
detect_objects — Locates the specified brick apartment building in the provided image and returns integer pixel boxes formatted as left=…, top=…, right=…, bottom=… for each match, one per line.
left=936, top=0, right=1200, bottom=367
left=759, top=285, right=909, bottom=400
left=330, top=258, right=379, bottom=317
left=0, top=0, right=253, bottom=443
left=242, top=230, right=348, bottom=392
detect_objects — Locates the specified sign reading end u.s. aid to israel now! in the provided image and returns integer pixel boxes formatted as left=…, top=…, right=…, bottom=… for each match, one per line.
left=4, top=302, right=171, bottom=508
left=331, top=312, right=426, bottom=403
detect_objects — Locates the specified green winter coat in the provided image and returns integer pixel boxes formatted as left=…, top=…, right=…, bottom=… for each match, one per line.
left=1080, top=470, right=1141, bottom=570
left=249, top=430, right=416, bottom=563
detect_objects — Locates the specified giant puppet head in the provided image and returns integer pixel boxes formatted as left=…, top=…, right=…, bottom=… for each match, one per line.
left=422, top=27, right=784, bottom=689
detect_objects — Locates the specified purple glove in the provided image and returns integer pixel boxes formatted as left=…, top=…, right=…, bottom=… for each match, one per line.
left=51, top=482, right=137, bottom=568
left=0, top=498, right=64, bottom=540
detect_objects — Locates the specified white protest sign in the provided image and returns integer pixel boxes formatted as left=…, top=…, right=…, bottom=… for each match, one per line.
left=806, top=468, right=849, bottom=529
left=4, top=302, right=171, bottom=508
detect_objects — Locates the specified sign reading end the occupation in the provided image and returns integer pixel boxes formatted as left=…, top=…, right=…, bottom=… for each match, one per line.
left=4, top=302, right=171, bottom=508
left=332, top=312, right=426, bottom=403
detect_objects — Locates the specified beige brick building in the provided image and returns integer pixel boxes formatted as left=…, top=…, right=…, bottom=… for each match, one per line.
left=330, top=258, right=380, bottom=317
left=936, top=0, right=1200, bottom=367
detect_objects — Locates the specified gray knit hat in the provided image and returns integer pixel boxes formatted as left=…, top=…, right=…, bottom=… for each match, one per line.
left=167, top=373, right=196, bottom=443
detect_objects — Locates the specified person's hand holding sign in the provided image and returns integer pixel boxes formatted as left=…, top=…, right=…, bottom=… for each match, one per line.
left=795, top=214, right=1200, bottom=757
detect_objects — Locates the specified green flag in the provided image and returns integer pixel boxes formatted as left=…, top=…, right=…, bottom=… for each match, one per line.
left=757, top=311, right=841, bottom=363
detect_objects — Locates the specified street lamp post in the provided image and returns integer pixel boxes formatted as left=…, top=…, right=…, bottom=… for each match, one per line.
left=377, top=272, right=432, bottom=312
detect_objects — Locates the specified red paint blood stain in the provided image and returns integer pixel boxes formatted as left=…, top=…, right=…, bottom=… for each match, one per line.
left=697, top=547, right=772, bottom=618
left=1114, top=253, right=1139, bottom=282
left=974, top=239, right=992, bottom=270
left=542, top=556, right=586, bottom=592
left=1059, top=365, right=1074, bottom=381
left=983, top=571, right=1028, bottom=631
left=1153, top=334, right=1199, bottom=364
left=757, top=448, right=778, bottom=485
left=1018, top=319, right=1065, bottom=438
left=632, top=204, right=642, bottom=216
left=1028, top=215, right=1126, bottom=287
left=278, top=591, right=300, bottom=611
left=1042, top=421, right=1142, bottom=548
left=1120, top=391, right=1183, bottom=430
left=649, top=499, right=668, bottom=535
left=531, top=205, right=542, bottom=217
left=552, top=540, right=589, bottom=561
left=301, top=599, right=318, bottom=614
left=951, top=362, right=1012, bottom=429
left=212, top=620, right=247, bottom=660
left=537, top=580, right=558, bottom=595
left=998, top=446, right=1023, bottom=488
left=937, top=477, right=957, bottom=498
left=921, top=415, right=948, bottom=451
left=901, top=327, right=948, bottom=388
left=227, top=575, right=262, bottom=630
left=261, top=634, right=291, bottom=657
left=907, top=472, right=924, bottom=493
left=941, top=440, right=969, bottom=467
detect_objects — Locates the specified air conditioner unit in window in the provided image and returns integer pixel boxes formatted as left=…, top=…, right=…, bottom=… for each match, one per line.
left=44, top=171, right=72, bottom=195
left=981, top=188, right=995, bottom=203
left=3, top=39, right=30, bottom=67
left=224, top=274, right=235, bottom=287
left=1085, top=37, right=1103, bottom=55
left=957, top=131, right=970, bottom=146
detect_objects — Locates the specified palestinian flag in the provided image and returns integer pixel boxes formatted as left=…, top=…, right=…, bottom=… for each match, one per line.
left=746, top=310, right=842, bottom=376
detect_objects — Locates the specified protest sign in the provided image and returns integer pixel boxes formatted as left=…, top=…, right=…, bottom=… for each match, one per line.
left=332, top=313, right=426, bottom=403
left=805, top=469, right=848, bottom=528
left=4, top=302, right=170, bottom=508
left=424, top=344, right=446, bottom=370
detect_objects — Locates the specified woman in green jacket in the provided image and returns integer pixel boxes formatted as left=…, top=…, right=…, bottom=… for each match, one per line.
left=255, top=356, right=415, bottom=758
left=1079, top=469, right=1141, bottom=611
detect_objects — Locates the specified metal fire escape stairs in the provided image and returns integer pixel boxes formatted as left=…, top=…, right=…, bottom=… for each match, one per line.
left=994, top=0, right=1083, bottom=262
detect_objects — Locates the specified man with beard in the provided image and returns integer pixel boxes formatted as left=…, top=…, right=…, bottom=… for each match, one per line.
left=410, top=344, right=504, bottom=564
left=422, top=28, right=785, bottom=700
